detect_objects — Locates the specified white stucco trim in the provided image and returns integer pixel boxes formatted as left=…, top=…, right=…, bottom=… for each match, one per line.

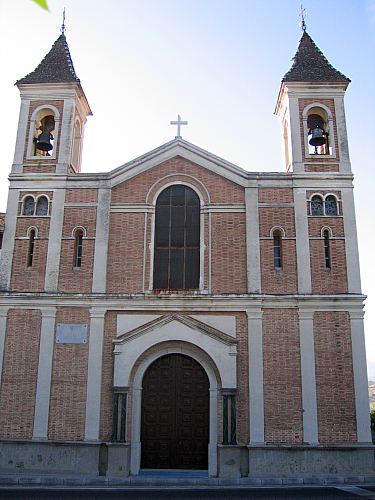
left=0, top=307, right=9, bottom=389
left=92, top=188, right=111, bottom=293
left=294, top=188, right=312, bottom=293
left=33, top=307, right=56, bottom=440
left=84, top=308, right=106, bottom=441
left=245, top=187, right=261, bottom=293
left=129, top=345, right=219, bottom=476
left=341, top=188, right=361, bottom=293
left=334, top=97, right=351, bottom=173
left=350, top=311, right=372, bottom=443
left=247, top=308, right=264, bottom=443
left=299, top=309, right=319, bottom=444
left=12, top=99, right=30, bottom=171
left=0, top=189, right=19, bottom=290
left=44, top=189, right=65, bottom=292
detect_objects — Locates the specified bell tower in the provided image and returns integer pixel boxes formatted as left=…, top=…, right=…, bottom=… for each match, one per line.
left=275, top=29, right=351, bottom=174
left=13, top=32, right=92, bottom=175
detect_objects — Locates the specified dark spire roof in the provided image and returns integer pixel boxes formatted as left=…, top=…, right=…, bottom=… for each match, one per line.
left=16, top=33, right=80, bottom=85
left=282, top=31, right=350, bottom=83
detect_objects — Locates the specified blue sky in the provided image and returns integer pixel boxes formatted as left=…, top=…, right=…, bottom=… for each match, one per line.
left=1, top=0, right=375, bottom=376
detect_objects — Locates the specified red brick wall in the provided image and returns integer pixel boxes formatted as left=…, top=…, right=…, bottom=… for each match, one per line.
left=314, top=311, right=357, bottom=443
left=48, top=307, right=89, bottom=441
left=263, top=308, right=303, bottom=444
left=0, top=309, right=41, bottom=438
left=258, top=188, right=294, bottom=204
left=260, top=239, right=298, bottom=293
left=100, top=311, right=116, bottom=441
left=58, top=207, right=96, bottom=292
left=211, top=213, right=247, bottom=293
left=65, top=189, right=98, bottom=204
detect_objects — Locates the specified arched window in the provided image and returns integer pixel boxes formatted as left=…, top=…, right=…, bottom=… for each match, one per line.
left=325, top=195, right=338, bottom=216
left=307, top=108, right=330, bottom=155
left=23, top=196, right=35, bottom=216
left=311, top=195, right=324, bottom=216
left=73, top=228, right=84, bottom=268
left=323, top=229, right=331, bottom=269
left=27, top=229, right=36, bottom=267
left=153, top=185, right=200, bottom=290
left=35, top=196, right=49, bottom=216
left=273, top=230, right=282, bottom=269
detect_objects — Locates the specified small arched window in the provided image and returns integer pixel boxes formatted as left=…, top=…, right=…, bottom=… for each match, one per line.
left=273, top=230, right=282, bottom=269
left=311, top=195, right=324, bottom=216
left=35, top=196, right=49, bottom=216
left=27, top=229, right=36, bottom=267
left=73, top=228, right=84, bottom=268
left=153, top=185, right=200, bottom=290
left=325, top=195, right=338, bottom=216
left=23, top=196, right=35, bottom=216
left=323, top=229, right=331, bottom=269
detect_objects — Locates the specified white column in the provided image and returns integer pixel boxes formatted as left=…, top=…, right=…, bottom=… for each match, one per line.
left=350, top=310, right=372, bottom=443
left=12, top=99, right=30, bottom=173
left=130, top=387, right=142, bottom=475
left=92, top=188, right=111, bottom=293
left=0, top=307, right=9, bottom=388
left=294, top=188, right=312, bottom=294
left=245, top=187, right=261, bottom=293
left=247, top=308, right=264, bottom=443
left=0, top=189, right=19, bottom=291
left=56, top=99, right=74, bottom=172
left=44, top=188, right=65, bottom=292
left=84, top=308, right=106, bottom=441
left=208, top=388, right=218, bottom=477
left=33, top=307, right=56, bottom=439
left=342, top=188, right=362, bottom=294
left=334, top=97, right=351, bottom=174
left=289, top=96, right=304, bottom=173
left=299, top=308, right=319, bottom=444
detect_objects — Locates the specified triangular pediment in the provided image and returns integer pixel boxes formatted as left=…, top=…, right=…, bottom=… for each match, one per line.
left=114, top=313, right=238, bottom=347
left=106, top=138, right=249, bottom=187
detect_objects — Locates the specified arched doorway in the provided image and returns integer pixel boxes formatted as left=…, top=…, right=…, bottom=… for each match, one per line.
left=141, top=353, right=209, bottom=470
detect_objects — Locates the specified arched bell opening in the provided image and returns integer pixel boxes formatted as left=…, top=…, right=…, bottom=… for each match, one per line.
left=33, top=110, right=56, bottom=157
left=307, top=108, right=330, bottom=155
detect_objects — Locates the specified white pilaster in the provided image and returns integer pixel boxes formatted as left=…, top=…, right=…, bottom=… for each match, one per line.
left=247, top=308, right=264, bottom=443
left=208, top=388, right=218, bottom=477
left=245, top=187, right=261, bottom=293
left=12, top=99, right=30, bottom=173
left=294, top=188, right=312, bottom=294
left=299, top=308, right=319, bottom=444
left=0, top=308, right=9, bottom=388
left=342, top=188, right=362, bottom=294
left=33, top=307, right=56, bottom=440
left=92, top=188, right=111, bottom=293
left=334, top=97, right=351, bottom=174
left=44, top=188, right=65, bottom=292
left=56, top=99, right=74, bottom=172
left=350, top=310, right=372, bottom=443
left=0, top=189, right=19, bottom=291
left=84, top=308, right=106, bottom=441
left=289, top=96, right=304, bottom=173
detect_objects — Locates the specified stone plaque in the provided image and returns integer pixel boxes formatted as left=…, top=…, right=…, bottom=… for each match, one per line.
left=56, top=324, right=88, bottom=344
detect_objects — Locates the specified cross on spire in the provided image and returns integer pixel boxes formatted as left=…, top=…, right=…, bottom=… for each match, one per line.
left=170, top=114, right=188, bottom=139
left=61, top=8, right=66, bottom=34
left=299, top=4, right=307, bottom=32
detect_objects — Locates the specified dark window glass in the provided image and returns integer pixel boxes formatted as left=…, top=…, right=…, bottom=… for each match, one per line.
left=273, top=232, right=282, bottom=269
left=325, top=195, right=338, bottom=216
left=23, top=197, right=35, bottom=216
left=311, top=195, right=324, bottom=216
left=223, top=394, right=237, bottom=445
left=27, top=229, right=36, bottom=267
left=0, top=231, right=3, bottom=250
left=74, top=229, right=83, bottom=267
left=112, top=392, right=127, bottom=442
left=153, top=185, right=200, bottom=290
left=35, top=196, right=49, bottom=216
left=323, top=230, right=331, bottom=269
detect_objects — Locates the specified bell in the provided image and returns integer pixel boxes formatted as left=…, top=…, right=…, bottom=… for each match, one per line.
left=309, top=127, right=326, bottom=147
left=36, top=126, right=53, bottom=152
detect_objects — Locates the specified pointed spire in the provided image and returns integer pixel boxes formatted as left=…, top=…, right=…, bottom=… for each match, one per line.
left=282, top=31, right=350, bottom=83
left=16, top=33, right=80, bottom=85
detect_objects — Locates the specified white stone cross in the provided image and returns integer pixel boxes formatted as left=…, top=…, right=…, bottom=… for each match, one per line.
left=170, top=114, right=188, bottom=139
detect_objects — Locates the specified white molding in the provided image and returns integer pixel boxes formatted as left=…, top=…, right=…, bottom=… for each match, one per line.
left=334, top=97, right=351, bottom=173
left=342, top=188, right=361, bottom=293
left=44, top=189, right=65, bottom=292
left=0, top=307, right=9, bottom=389
left=0, top=189, right=19, bottom=290
left=245, top=188, right=261, bottom=293
left=350, top=313, right=372, bottom=443
left=294, top=188, right=312, bottom=293
left=92, top=188, right=111, bottom=293
left=84, top=308, right=106, bottom=441
left=247, top=309, right=264, bottom=443
left=12, top=99, right=30, bottom=170
left=299, top=309, right=319, bottom=444
left=33, top=307, right=56, bottom=440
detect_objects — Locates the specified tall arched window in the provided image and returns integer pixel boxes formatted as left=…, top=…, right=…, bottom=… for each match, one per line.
left=27, top=229, right=36, bottom=267
left=153, top=185, right=200, bottom=290
left=311, top=195, right=324, bottom=216
left=23, top=196, right=35, bottom=216
left=35, top=196, right=49, bottom=216
left=273, top=230, right=282, bottom=269
left=323, top=229, right=331, bottom=269
left=73, top=228, right=84, bottom=268
left=324, top=195, right=338, bottom=216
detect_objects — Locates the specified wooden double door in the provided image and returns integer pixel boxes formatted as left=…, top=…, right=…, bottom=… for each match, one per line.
left=141, top=354, right=209, bottom=470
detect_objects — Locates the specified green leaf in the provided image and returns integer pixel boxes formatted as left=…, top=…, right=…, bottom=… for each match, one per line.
left=31, top=0, right=49, bottom=10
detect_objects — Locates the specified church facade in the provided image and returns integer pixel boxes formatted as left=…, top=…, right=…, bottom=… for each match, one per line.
left=0, top=30, right=372, bottom=478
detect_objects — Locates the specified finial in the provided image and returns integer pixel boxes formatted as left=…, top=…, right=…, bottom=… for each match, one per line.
left=61, top=8, right=66, bottom=34
left=299, top=4, right=307, bottom=32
